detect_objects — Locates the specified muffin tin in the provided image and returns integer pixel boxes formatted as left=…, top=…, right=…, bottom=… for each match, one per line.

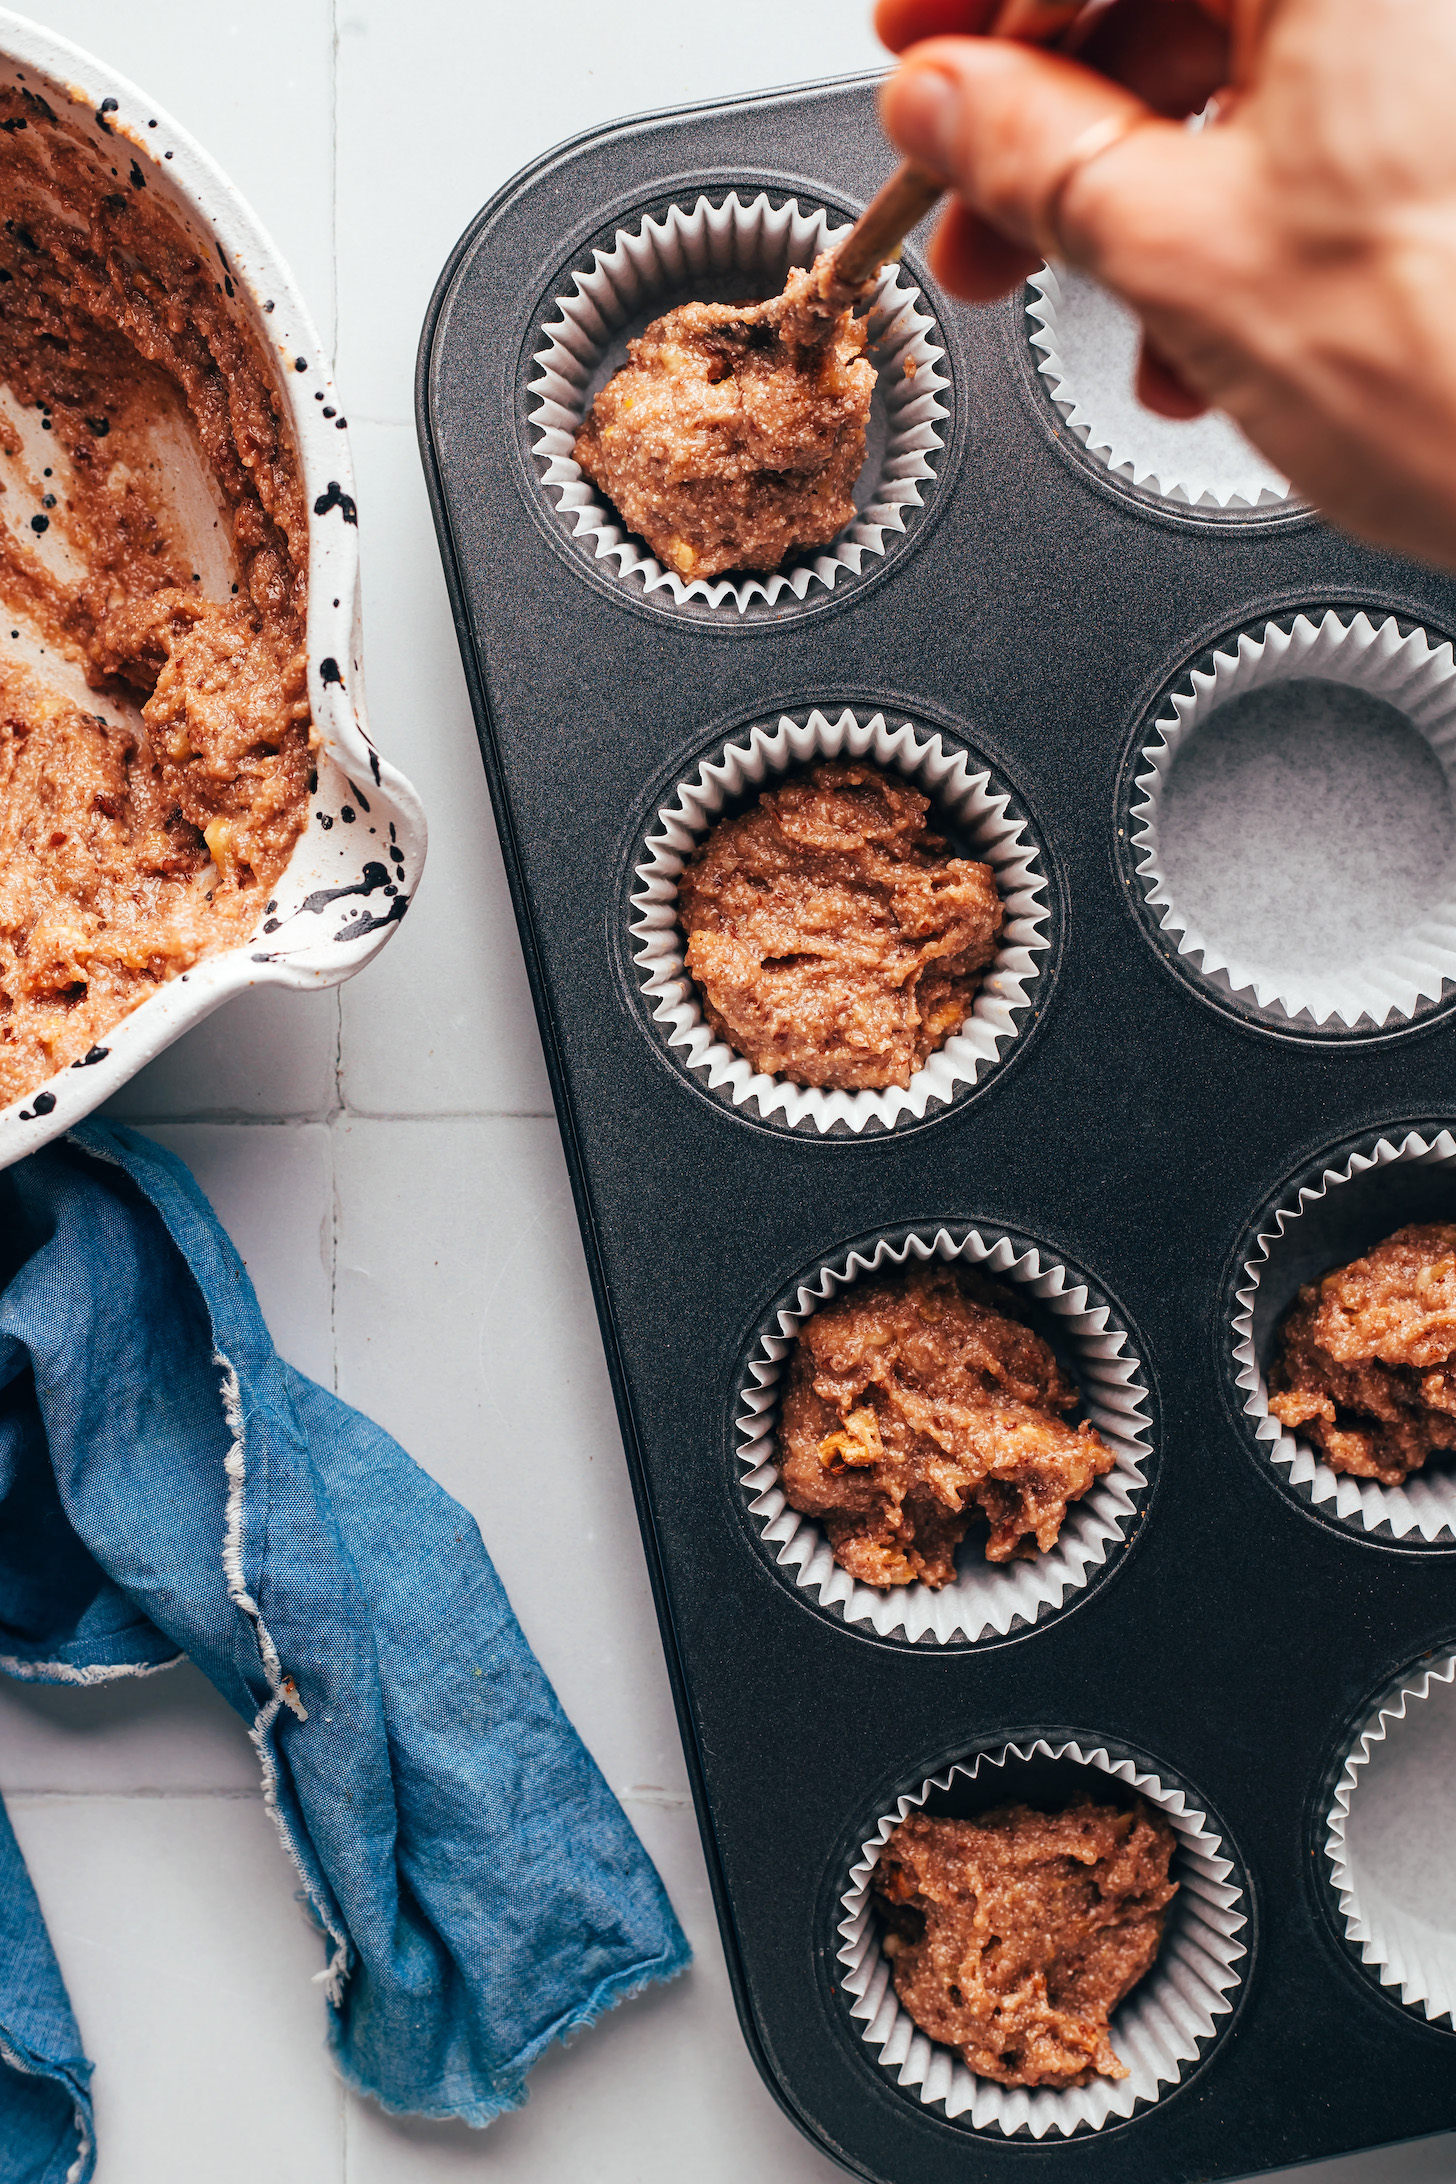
left=418, top=73, right=1456, bottom=2183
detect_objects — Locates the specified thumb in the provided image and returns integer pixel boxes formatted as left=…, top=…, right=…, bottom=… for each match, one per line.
left=880, top=37, right=1191, bottom=294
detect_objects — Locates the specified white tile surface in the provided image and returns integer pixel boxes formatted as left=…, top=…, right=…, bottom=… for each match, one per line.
left=337, top=425, right=551, bottom=1117
left=0, top=1663, right=256, bottom=1795
left=334, top=0, right=886, bottom=425
left=137, top=1121, right=335, bottom=1387
left=104, top=985, right=339, bottom=1122
left=0, top=4, right=1448, bottom=2182
left=332, top=1116, right=670, bottom=1770
left=9, top=1792, right=343, bottom=2184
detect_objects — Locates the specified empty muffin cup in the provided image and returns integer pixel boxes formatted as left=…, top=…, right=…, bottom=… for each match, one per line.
left=1026, top=266, right=1292, bottom=512
left=736, top=1226, right=1151, bottom=1643
left=1325, top=1653, right=1456, bottom=2025
left=1231, top=1125, right=1456, bottom=1544
left=1129, top=610, right=1456, bottom=1032
left=837, top=1737, right=1248, bottom=2134
left=631, top=707, right=1051, bottom=1133
left=527, top=191, right=950, bottom=615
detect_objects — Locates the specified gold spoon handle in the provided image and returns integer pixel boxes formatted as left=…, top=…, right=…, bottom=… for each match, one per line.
left=830, top=161, right=945, bottom=292
left=832, top=0, right=1093, bottom=292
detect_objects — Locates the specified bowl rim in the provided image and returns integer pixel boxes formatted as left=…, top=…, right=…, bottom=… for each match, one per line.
left=0, top=4, right=426, bottom=1165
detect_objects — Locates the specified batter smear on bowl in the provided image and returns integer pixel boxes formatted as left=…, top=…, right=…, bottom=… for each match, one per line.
left=873, top=1799, right=1178, bottom=2090
left=1268, top=1223, right=1456, bottom=1484
left=572, top=252, right=876, bottom=580
left=676, top=762, right=1002, bottom=1092
left=778, top=1262, right=1114, bottom=1586
left=0, top=83, right=312, bottom=1106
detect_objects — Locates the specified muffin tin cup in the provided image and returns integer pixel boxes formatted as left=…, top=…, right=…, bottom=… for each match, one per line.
left=1231, top=1126, right=1456, bottom=1544
left=736, top=1225, right=1152, bottom=1643
left=1026, top=265, right=1292, bottom=513
left=836, top=1739, right=1248, bottom=2136
left=631, top=707, right=1052, bottom=1135
left=1131, top=609, right=1456, bottom=1032
left=527, top=190, right=950, bottom=614
left=1325, top=1652, right=1456, bottom=2026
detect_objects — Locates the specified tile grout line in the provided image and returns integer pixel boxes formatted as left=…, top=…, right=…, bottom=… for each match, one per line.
left=330, top=0, right=341, bottom=372
left=116, top=1108, right=556, bottom=1124
left=331, top=0, right=344, bottom=1419
left=332, top=14, right=349, bottom=2180
left=6, top=1787, right=263, bottom=1802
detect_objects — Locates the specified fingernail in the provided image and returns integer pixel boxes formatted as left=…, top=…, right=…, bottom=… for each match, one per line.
left=885, top=64, right=959, bottom=176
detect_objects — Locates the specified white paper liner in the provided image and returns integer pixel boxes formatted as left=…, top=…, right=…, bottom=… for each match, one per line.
left=837, top=1740, right=1248, bottom=2134
left=1232, top=1127, right=1456, bottom=1542
left=736, top=1227, right=1151, bottom=1643
left=1027, top=266, right=1290, bottom=510
left=631, top=709, right=1051, bottom=1134
left=1326, top=1654, right=1456, bottom=2024
left=1131, top=610, right=1456, bottom=1030
left=528, top=192, right=950, bottom=613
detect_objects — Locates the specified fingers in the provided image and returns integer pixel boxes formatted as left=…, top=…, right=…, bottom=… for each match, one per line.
left=876, top=0, right=1236, bottom=72
left=928, top=199, right=1044, bottom=302
left=875, top=0, right=1000, bottom=55
left=1071, top=0, right=1230, bottom=115
left=880, top=37, right=1179, bottom=277
left=1135, top=333, right=1211, bottom=418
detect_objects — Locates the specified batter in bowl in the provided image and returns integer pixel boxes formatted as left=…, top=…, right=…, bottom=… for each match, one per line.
left=0, top=82, right=313, bottom=1105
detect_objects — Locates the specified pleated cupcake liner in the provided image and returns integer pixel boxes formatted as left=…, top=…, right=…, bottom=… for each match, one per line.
left=735, top=1226, right=1152, bottom=1644
left=837, top=1739, right=1248, bottom=2136
left=630, top=707, right=1050, bottom=1134
left=1132, top=609, right=1456, bottom=1031
left=1325, top=1653, right=1456, bottom=2025
left=528, top=190, right=949, bottom=613
left=1026, top=265, right=1290, bottom=511
left=1232, top=1127, right=1456, bottom=1543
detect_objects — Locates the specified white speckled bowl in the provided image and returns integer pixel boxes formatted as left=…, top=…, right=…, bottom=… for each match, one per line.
left=0, top=9, right=425, bottom=1168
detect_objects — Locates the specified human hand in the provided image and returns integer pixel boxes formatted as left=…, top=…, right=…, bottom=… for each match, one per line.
left=876, top=0, right=1456, bottom=570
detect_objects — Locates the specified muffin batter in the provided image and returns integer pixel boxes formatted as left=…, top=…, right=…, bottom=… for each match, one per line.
left=572, top=251, right=875, bottom=579
left=874, top=1798, right=1178, bottom=2090
left=1268, top=1222, right=1456, bottom=1484
left=676, top=763, right=1003, bottom=1092
left=0, top=83, right=312, bottom=1106
left=778, top=1262, right=1114, bottom=1585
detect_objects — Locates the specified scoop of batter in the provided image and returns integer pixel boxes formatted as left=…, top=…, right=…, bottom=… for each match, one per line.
left=778, top=1263, right=1114, bottom=1585
left=1268, top=1222, right=1456, bottom=1484
left=874, top=1799, right=1177, bottom=2091
left=0, top=83, right=312, bottom=1105
left=676, top=763, right=1003, bottom=1092
left=572, top=251, right=876, bottom=580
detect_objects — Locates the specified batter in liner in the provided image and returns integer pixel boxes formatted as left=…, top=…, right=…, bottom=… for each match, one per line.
left=0, top=82, right=312, bottom=1106
left=676, top=762, right=1003, bottom=1092
left=572, top=251, right=876, bottom=580
left=874, top=1798, right=1178, bottom=2091
left=778, top=1262, right=1114, bottom=1585
left=1268, top=1222, right=1456, bottom=1484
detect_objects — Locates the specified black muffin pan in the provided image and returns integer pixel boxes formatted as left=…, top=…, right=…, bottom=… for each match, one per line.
left=418, top=72, right=1456, bottom=2182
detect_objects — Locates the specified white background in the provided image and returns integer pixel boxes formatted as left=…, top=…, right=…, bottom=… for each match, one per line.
left=1, top=4, right=1451, bottom=2179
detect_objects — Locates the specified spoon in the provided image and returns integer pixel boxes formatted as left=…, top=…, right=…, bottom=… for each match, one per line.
left=745, top=0, right=1095, bottom=344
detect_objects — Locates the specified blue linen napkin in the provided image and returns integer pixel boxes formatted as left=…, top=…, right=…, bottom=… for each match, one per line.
left=0, top=1120, right=689, bottom=2184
